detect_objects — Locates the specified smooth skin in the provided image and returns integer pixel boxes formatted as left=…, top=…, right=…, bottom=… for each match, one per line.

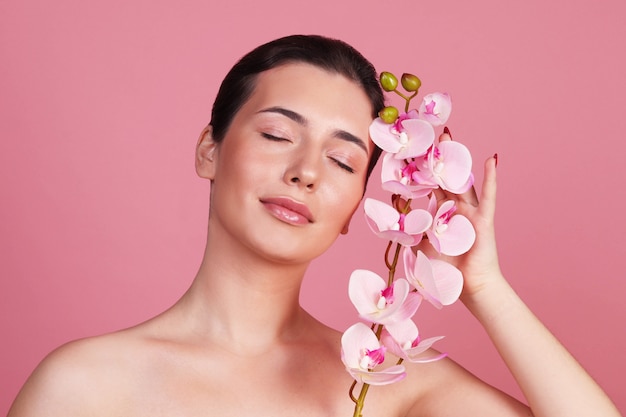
left=9, top=64, right=621, bottom=417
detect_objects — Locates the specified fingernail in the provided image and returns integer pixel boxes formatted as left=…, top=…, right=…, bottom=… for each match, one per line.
left=494, top=153, right=498, bottom=167
left=443, top=126, right=452, bottom=139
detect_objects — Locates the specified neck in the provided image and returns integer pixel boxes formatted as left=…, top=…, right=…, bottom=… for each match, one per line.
left=176, top=224, right=313, bottom=353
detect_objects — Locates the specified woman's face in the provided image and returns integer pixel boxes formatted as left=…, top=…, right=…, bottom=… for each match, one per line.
left=197, top=63, right=375, bottom=265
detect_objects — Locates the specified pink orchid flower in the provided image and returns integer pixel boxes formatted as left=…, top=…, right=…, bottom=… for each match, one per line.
left=403, top=248, right=464, bottom=309
left=425, top=197, right=476, bottom=256
left=364, top=198, right=432, bottom=247
left=369, top=115, right=435, bottom=160
left=349, top=269, right=422, bottom=325
left=392, top=109, right=419, bottom=130
left=413, top=141, right=474, bottom=194
left=382, top=319, right=447, bottom=363
left=341, top=323, right=407, bottom=385
left=380, top=153, right=438, bottom=200
left=418, top=92, right=452, bottom=126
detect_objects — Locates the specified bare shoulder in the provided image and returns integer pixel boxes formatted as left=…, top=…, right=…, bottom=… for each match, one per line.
left=8, top=328, right=148, bottom=417
left=7, top=312, right=356, bottom=417
left=393, top=353, right=532, bottom=417
left=296, top=319, right=531, bottom=417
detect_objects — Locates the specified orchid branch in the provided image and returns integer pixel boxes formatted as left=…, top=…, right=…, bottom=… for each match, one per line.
left=341, top=70, right=473, bottom=417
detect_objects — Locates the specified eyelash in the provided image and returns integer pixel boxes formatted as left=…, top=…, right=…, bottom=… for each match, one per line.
left=330, top=158, right=355, bottom=174
left=261, top=132, right=290, bottom=142
left=261, top=132, right=355, bottom=174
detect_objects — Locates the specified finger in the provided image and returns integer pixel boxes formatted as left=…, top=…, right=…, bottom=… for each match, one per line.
left=479, top=154, right=498, bottom=219
left=461, top=179, right=479, bottom=207
left=432, top=187, right=447, bottom=203
left=439, top=126, right=452, bottom=142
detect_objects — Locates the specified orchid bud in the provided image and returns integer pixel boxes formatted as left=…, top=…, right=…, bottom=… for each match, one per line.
left=401, top=73, right=421, bottom=92
left=378, top=106, right=399, bottom=124
left=379, top=72, right=398, bottom=92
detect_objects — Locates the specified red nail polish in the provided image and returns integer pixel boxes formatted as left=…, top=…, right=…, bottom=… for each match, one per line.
left=443, top=126, right=452, bottom=139
left=494, top=153, right=498, bottom=167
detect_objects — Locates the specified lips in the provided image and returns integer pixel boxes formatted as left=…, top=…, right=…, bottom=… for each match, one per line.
left=260, top=197, right=314, bottom=225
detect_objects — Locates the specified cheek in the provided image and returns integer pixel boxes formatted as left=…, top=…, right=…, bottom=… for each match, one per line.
left=217, top=139, right=274, bottom=183
left=322, top=181, right=365, bottom=223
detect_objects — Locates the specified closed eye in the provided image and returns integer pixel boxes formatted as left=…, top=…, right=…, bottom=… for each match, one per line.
left=261, top=132, right=290, bottom=142
left=330, top=157, right=355, bottom=174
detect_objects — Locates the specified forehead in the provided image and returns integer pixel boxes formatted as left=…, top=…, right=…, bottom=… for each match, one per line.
left=236, top=63, right=374, bottom=144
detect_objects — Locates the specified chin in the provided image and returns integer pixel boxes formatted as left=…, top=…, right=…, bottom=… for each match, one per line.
left=255, top=237, right=338, bottom=267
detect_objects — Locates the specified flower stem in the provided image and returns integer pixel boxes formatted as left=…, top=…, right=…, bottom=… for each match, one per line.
left=387, top=243, right=402, bottom=287
left=352, top=383, right=371, bottom=417
left=374, top=323, right=383, bottom=339
left=384, top=241, right=394, bottom=270
left=349, top=380, right=359, bottom=403
left=392, top=89, right=410, bottom=101
left=351, top=198, right=411, bottom=416
left=404, top=92, right=418, bottom=112
left=392, top=90, right=418, bottom=112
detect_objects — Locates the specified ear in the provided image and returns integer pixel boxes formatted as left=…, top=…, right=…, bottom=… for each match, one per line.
left=340, top=218, right=351, bottom=235
left=195, top=125, right=219, bottom=180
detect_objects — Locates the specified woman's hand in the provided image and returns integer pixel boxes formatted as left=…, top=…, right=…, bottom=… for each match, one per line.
left=413, top=129, right=503, bottom=304
left=424, top=132, right=621, bottom=417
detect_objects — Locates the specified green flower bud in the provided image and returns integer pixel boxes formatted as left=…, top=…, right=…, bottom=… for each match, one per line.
left=401, top=73, right=421, bottom=92
left=379, top=72, right=398, bottom=92
left=378, top=106, right=399, bottom=124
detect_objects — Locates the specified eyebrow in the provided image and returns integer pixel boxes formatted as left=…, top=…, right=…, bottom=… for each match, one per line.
left=257, top=106, right=369, bottom=154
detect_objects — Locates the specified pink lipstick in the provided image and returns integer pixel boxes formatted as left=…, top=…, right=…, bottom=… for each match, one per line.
left=260, top=197, right=314, bottom=225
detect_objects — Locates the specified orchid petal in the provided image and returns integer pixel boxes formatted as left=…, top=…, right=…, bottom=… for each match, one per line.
left=341, top=323, right=381, bottom=368
left=380, top=153, right=403, bottom=184
left=380, top=332, right=405, bottom=360
left=348, top=365, right=407, bottom=386
left=405, top=249, right=443, bottom=309
left=427, top=194, right=438, bottom=216
left=341, top=323, right=407, bottom=386
left=372, top=278, right=410, bottom=323
left=385, top=318, right=419, bottom=349
left=435, top=141, right=473, bottom=192
left=404, top=339, right=447, bottom=363
left=427, top=200, right=476, bottom=256
left=407, top=336, right=445, bottom=355
left=434, top=199, right=456, bottom=221
left=436, top=214, right=476, bottom=256
left=369, top=117, right=435, bottom=160
left=454, top=172, right=475, bottom=194
left=374, top=230, right=421, bottom=247
left=348, top=269, right=386, bottom=318
left=403, top=249, right=463, bottom=308
left=380, top=180, right=415, bottom=199
left=364, top=198, right=428, bottom=246
left=418, top=92, right=452, bottom=126
left=348, top=270, right=414, bottom=324
left=364, top=198, right=399, bottom=232
left=369, top=118, right=404, bottom=154
left=428, top=258, right=463, bottom=305
left=394, top=119, right=435, bottom=160
left=382, top=321, right=447, bottom=363
left=380, top=153, right=437, bottom=199
left=381, top=181, right=437, bottom=200
left=403, top=209, right=433, bottom=236
left=389, top=291, right=422, bottom=323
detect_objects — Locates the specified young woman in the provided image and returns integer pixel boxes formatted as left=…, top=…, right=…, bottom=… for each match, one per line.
left=8, top=35, right=620, bottom=417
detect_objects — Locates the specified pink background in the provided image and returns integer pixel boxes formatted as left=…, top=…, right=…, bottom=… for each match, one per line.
left=1, top=0, right=625, bottom=413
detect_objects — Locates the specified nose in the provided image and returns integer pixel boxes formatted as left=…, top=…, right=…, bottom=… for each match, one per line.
left=283, top=148, right=320, bottom=191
